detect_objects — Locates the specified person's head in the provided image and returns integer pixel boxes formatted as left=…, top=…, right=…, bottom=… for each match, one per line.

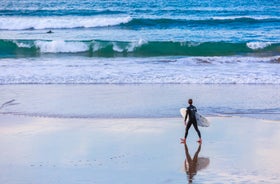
left=188, top=99, right=193, bottom=105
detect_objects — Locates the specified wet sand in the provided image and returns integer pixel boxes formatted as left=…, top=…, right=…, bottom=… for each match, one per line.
left=0, top=115, right=279, bottom=184
left=1, top=84, right=280, bottom=120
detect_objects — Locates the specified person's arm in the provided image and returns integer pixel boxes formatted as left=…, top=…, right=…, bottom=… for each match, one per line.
left=184, top=109, right=188, bottom=126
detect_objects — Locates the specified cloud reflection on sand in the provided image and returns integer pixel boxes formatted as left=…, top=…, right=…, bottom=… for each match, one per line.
left=0, top=115, right=279, bottom=183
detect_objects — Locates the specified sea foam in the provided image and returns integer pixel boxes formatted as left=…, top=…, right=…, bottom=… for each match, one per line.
left=0, top=16, right=132, bottom=30
left=1, top=56, right=279, bottom=84
left=35, top=40, right=89, bottom=53
left=246, top=42, right=271, bottom=50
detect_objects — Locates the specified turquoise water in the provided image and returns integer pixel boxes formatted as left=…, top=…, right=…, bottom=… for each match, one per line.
left=0, top=0, right=280, bottom=84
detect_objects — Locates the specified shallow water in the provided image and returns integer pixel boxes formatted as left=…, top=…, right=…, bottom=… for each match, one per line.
left=0, top=116, right=279, bottom=184
left=1, top=84, right=279, bottom=120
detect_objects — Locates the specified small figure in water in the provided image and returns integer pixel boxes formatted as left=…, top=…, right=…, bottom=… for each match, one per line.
left=181, top=99, right=202, bottom=143
left=47, top=30, right=53, bottom=34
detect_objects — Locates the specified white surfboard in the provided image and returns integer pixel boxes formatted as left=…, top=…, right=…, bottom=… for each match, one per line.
left=185, top=157, right=210, bottom=172
left=180, top=108, right=210, bottom=127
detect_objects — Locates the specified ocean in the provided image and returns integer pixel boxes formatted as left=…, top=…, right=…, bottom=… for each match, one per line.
left=0, top=0, right=279, bottom=84
left=0, top=0, right=280, bottom=119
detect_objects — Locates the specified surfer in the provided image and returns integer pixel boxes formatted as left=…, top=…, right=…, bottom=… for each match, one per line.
left=181, top=99, right=202, bottom=143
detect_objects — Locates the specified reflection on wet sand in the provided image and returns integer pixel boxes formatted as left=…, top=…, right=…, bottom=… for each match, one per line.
left=184, top=143, right=210, bottom=183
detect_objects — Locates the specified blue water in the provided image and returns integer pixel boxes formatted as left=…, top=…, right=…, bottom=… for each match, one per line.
left=0, top=0, right=280, bottom=84
left=1, top=0, right=279, bottom=42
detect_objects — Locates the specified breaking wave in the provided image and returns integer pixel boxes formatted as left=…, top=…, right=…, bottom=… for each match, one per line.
left=0, top=16, right=279, bottom=30
left=0, top=39, right=279, bottom=57
left=0, top=16, right=132, bottom=30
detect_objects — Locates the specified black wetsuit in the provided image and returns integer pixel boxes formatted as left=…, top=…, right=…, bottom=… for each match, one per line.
left=184, top=105, right=201, bottom=139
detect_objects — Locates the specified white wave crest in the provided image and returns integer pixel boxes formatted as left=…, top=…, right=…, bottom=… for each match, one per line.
left=91, top=39, right=147, bottom=53
left=127, top=39, right=147, bottom=52
left=13, top=41, right=32, bottom=48
left=0, top=16, right=132, bottom=30
left=35, top=40, right=89, bottom=53
left=113, top=39, right=147, bottom=52
left=246, top=42, right=271, bottom=50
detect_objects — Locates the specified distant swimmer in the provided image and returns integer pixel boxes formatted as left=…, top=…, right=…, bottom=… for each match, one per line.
left=47, top=30, right=53, bottom=34
left=181, top=99, right=202, bottom=144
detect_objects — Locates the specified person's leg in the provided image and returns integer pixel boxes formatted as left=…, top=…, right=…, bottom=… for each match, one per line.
left=193, top=120, right=201, bottom=140
left=184, top=121, right=192, bottom=139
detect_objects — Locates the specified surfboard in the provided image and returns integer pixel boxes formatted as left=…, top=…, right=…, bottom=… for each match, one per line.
left=185, top=157, right=210, bottom=172
left=180, top=108, right=210, bottom=127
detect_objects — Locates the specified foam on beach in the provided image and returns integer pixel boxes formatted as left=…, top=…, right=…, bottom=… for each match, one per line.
left=0, top=56, right=280, bottom=84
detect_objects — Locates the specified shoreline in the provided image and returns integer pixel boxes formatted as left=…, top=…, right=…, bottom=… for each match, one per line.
left=1, top=84, right=280, bottom=120
left=0, top=114, right=280, bottom=184
left=1, top=112, right=280, bottom=123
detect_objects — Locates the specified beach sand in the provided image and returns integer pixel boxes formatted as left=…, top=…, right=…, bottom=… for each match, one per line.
left=0, top=114, right=279, bottom=184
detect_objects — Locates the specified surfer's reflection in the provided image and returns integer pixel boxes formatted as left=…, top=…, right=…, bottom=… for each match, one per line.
left=183, top=143, right=209, bottom=183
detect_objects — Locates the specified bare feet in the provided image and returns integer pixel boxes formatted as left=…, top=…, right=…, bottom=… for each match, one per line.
left=181, top=138, right=202, bottom=143
left=180, top=138, right=186, bottom=144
